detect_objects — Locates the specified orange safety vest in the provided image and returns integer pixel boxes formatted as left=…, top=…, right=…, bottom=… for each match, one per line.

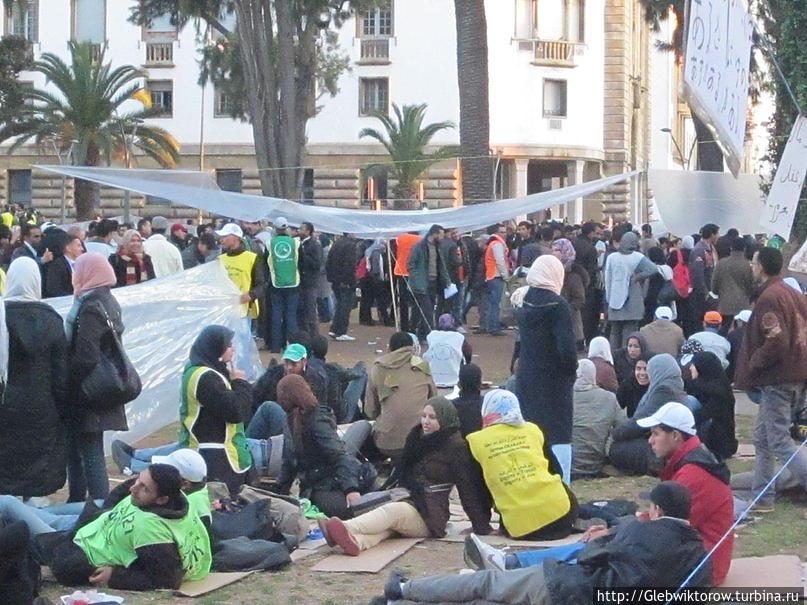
left=485, top=234, right=507, bottom=281
left=393, top=233, right=420, bottom=277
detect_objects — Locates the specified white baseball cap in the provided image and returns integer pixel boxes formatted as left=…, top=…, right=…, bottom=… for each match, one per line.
left=655, top=306, right=674, bottom=321
left=636, top=402, right=697, bottom=436
left=153, top=449, right=208, bottom=482
left=215, top=223, right=244, bottom=239
left=274, top=216, right=288, bottom=230
left=735, top=309, right=752, bottom=324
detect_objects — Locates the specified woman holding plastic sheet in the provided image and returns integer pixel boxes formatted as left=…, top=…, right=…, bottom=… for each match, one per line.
left=318, top=396, right=492, bottom=554
left=65, top=252, right=127, bottom=502
left=0, top=257, right=69, bottom=497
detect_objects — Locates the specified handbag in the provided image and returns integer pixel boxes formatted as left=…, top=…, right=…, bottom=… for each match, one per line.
left=78, top=302, right=142, bottom=411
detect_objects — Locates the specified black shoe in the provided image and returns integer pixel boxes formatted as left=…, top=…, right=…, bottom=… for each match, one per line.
left=111, top=440, right=134, bottom=474
left=384, top=568, right=408, bottom=600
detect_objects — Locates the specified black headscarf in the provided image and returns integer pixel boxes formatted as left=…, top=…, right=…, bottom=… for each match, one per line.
left=189, top=325, right=234, bottom=374
left=685, top=351, right=737, bottom=459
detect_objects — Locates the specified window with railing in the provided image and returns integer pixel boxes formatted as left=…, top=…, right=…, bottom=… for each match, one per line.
left=358, top=2, right=392, bottom=63
left=147, top=80, right=173, bottom=117
left=72, top=0, right=106, bottom=44
left=514, top=0, right=585, bottom=66
left=145, top=42, right=173, bottom=65
left=359, top=78, right=389, bottom=116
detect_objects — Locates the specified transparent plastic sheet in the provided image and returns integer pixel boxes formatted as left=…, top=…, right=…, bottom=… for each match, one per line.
left=34, top=165, right=639, bottom=237
left=648, top=169, right=764, bottom=237
left=46, top=262, right=263, bottom=450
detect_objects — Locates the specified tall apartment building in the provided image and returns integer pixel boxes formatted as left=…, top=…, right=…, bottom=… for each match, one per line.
left=0, top=0, right=654, bottom=222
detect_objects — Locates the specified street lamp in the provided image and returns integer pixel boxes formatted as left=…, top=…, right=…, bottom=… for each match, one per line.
left=120, top=117, right=144, bottom=225
left=48, top=137, right=76, bottom=223
left=660, top=127, right=697, bottom=170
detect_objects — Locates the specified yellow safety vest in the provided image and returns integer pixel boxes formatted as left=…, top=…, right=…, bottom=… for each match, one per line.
left=219, top=251, right=260, bottom=319
left=0, top=212, right=13, bottom=228
left=467, top=422, right=571, bottom=537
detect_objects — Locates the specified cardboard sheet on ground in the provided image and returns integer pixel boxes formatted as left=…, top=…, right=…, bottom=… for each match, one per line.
left=45, top=262, right=262, bottom=451
left=175, top=571, right=254, bottom=597
left=722, top=555, right=805, bottom=594
left=439, top=521, right=582, bottom=548
left=735, top=444, right=755, bottom=458
left=310, top=538, right=422, bottom=573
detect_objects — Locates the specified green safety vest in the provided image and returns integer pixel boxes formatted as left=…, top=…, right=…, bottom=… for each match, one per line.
left=178, top=365, right=252, bottom=474
left=187, top=485, right=212, bottom=523
left=73, top=494, right=211, bottom=581
left=267, top=234, right=300, bottom=288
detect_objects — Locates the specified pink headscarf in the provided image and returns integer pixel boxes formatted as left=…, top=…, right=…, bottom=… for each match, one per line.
left=551, top=238, right=576, bottom=270
left=72, top=252, right=117, bottom=297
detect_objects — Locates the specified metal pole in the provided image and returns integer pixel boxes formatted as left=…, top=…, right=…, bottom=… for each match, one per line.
left=387, top=239, right=399, bottom=330
left=198, top=24, right=209, bottom=227
left=123, top=122, right=137, bottom=225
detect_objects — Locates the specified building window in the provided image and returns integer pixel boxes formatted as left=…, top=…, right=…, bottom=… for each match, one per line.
left=145, top=195, right=171, bottom=205
left=8, top=170, right=32, bottom=206
left=147, top=80, right=173, bottom=117
left=145, top=12, right=177, bottom=37
left=6, top=0, right=38, bottom=42
left=361, top=3, right=393, bottom=37
left=514, top=0, right=584, bottom=42
left=301, top=168, right=314, bottom=204
left=543, top=79, right=567, bottom=117
left=359, top=78, right=388, bottom=116
left=214, top=87, right=233, bottom=118
left=216, top=169, right=242, bottom=193
left=72, top=0, right=106, bottom=43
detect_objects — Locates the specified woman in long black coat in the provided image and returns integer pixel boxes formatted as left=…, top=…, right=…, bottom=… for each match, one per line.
left=684, top=351, right=738, bottom=460
left=0, top=257, right=68, bottom=496
left=512, top=255, right=578, bottom=482
left=65, top=252, right=127, bottom=502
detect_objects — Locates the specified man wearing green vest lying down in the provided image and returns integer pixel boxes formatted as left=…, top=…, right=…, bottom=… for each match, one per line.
left=44, top=464, right=211, bottom=591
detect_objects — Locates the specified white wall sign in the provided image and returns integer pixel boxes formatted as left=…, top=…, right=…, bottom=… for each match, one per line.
left=683, top=0, right=754, bottom=176
left=760, top=115, right=807, bottom=239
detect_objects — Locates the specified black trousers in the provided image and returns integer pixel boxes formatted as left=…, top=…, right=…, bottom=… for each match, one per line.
left=299, top=286, right=319, bottom=337
left=330, top=284, right=356, bottom=336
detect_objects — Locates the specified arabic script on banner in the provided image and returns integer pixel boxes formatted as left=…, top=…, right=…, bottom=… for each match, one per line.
left=683, top=0, right=754, bottom=176
left=761, top=115, right=807, bottom=240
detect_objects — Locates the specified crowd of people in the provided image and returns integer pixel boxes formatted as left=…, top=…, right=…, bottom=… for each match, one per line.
left=0, top=210, right=806, bottom=604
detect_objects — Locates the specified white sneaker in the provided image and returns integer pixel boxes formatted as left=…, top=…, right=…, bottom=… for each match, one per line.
left=328, top=332, right=336, bottom=338
left=335, top=334, right=356, bottom=341
left=463, top=533, right=506, bottom=571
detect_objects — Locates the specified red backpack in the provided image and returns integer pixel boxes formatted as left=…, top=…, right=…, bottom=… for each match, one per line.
left=672, top=249, right=692, bottom=298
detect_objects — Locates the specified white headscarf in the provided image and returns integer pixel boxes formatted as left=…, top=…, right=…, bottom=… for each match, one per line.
left=481, top=389, right=525, bottom=427
left=511, top=254, right=565, bottom=306
left=4, top=257, right=42, bottom=303
left=574, top=358, right=598, bottom=391
left=588, top=336, right=614, bottom=364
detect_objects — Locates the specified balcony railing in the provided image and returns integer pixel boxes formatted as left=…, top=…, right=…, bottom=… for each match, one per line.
left=145, top=42, right=174, bottom=66
left=88, top=42, right=103, bottom=63
left=519, top=39, right=582, bottom=67
left=358, top=37, right=390, bottom=64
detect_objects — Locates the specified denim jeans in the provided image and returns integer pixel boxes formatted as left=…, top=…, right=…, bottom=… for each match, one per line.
left=270, top=287, right=300, bottom=351
left=0, top=495, right=73, bottom=536
left=485, top=277, right=505, bottom=333
left=452, top=282, right=466, bottom=326
left=341, top=364, right=368, bottom=423
left=752, top=383, right=807, bottom=504
left=67, top=431, right=109, bottom=502
left=331, top=285, right=355, bottom=337
left=129, top=443, right=181, bottom=474
left=412, top=280, right=438, bottom=340
left=512, top=542, right=585, bottom=568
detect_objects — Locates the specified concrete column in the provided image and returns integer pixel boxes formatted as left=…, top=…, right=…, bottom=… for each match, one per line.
left=514, top=158, right=530, bottom=222
left=566, top=160, right=585, bottom=223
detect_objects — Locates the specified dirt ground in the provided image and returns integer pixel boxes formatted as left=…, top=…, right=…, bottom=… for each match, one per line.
left=39, top=311, right=807, bottom=604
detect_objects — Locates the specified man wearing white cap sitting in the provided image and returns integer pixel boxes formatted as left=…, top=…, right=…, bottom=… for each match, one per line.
left=216, top=222, right=266, bottom=322
left=637, top=402, right=733, bottom=585
left=640, top=305, right=685, bottom=357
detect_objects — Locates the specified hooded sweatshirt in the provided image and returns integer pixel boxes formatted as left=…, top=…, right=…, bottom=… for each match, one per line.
left=365, top=345, right=437, bottom=453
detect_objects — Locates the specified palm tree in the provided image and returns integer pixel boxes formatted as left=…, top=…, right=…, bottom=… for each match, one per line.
left=454, top=0, right=492, bottom=203
left=359, top=103, right=460, bottom=210
left=0, top=41, right=179, bottom=219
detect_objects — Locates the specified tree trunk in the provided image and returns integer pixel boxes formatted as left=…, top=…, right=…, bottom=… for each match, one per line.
left=74, top=144, right=101, bottom=220
left=392, top=184, right=418, bottom=210
left=692, top=113, right=724, bottom=171
left=454, top=0, right=492, bottom=204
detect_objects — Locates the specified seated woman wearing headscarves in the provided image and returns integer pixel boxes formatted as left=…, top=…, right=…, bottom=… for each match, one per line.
left=609, top=354, right=689, bottom=475
left=612, top=332, right=649, bottom=386
left=0, top=257, right=68, bottom=499
left=319, top=396, right=492, bottom=554
left=572, top=360, right=624, bottom=479
left=468, top=390, right=577, bottom=540
left=684, top=352, right=738, bottom=460
left=276, top=374, right=366, bottom=520
left=615, top=355, right=650, bottom=417
left=587, top=336, right=619, bottom=393
left=178, top=325, right=255, bottom=493
left=108, top=229, right=155, bottom=287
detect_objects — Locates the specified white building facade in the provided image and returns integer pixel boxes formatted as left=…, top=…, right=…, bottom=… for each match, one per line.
left=1, top=0, right=640, bottom=222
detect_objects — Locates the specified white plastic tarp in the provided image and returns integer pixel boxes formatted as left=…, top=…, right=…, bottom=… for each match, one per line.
left=46, top=261, right=262, bottom=450
left=34, top=165, right=640, bottom=236
left=649, top=169, right=764, bottom=236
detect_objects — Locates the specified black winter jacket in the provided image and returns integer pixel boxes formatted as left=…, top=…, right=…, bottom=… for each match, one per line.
left=545, top=517, right=711, bottom=605
left=0, top=301, right=68, bottom=496
left=299, top=236, right=324, bottom=289
left=43, top=256, right=73, bottom=297
left=68, top=287, right=129, bottom=433
left=326, top=236, right=358, bottom=287
left=252, top=363, right=328, bottom=414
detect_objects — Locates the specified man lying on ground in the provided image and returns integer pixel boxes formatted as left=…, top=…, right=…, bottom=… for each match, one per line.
left=374, top=480, right=710, bottom=604
left=1, top=464, right=211, bottom=591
